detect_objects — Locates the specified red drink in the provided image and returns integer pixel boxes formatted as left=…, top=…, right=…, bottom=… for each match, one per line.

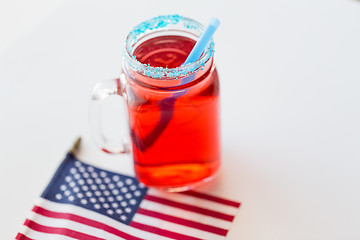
left=126, top=35, right=220, bottom=190
left=89, top=15, right=220, bottom=191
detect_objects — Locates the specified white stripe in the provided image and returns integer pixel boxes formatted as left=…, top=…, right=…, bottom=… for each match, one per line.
left=36, top=198, right=173, bottom=240
left=140, top=199, right=233, bottom=230
left=27, top=212, right=123, bottom=240
left=133, top=213, right=226, bottom=240
left=18, top=225, right=75, bottom=240
left=148, top=189, right=239, bottom=216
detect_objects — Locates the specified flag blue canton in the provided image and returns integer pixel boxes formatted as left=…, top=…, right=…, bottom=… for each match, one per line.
left=41, top=154, right=148, bottom=225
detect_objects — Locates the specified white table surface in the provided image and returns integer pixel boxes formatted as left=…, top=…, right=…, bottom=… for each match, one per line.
left=1, top=0, right=360, bottom=239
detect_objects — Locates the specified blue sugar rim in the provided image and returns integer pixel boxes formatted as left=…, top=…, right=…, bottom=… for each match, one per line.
left=124, top=15, right=215, bottom=79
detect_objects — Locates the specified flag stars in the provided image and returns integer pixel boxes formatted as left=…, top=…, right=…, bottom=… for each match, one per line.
left=100, top=171, right=107, bottom=178
left=54, top=163, right=147, bottom=223
left=125, top=179, right=133, bottom=185
left=86, top=179, right=93, bottom=185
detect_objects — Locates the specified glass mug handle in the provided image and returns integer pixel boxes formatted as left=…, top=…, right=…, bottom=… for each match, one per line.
left=89, top=74, right=130, bottom=154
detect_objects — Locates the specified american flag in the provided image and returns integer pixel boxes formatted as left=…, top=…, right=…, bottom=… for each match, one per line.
left=16, top=154, right=240, bottom=240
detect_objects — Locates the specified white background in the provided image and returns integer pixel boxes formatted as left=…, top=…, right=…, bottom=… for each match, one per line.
left=1, top=0, right=360, bottom=239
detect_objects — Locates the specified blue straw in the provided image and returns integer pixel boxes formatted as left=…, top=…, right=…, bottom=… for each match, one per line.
left=179, top=18, right=220, bottom=85
left=183, top=17, right=220, bottom=65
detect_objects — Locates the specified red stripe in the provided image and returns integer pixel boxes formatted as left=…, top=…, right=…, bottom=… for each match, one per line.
left=181, top=191, right=241, bottom=208
left=130, top=221, right=204, bottom=240
left=32, top=206, right=144, bottom=240
left=15, top=233, right=33, bottom=240
left=145, top=194, right=235, bottom=222
left=137, top=207, right=228, bottom=236
left=24, top=219, right=105, bottom=240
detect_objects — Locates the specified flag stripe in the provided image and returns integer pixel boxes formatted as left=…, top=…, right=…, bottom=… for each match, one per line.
left=24, top=219, right=105, bottom=240
left=37, top=198, right=173, bottom=240
left=180, top=191, right=241, bottom=208
left=148, top=189, right=239, bottom=216
left=15, top=233, right=33, bottom=240
left=140, top=200, right=233, bottom=230
left=18, top=225, right=76, bottom=240
left=137, top=207, right=228, bottom=236
left=130, top=221, right=204, bottom=240
left=145, top=194, right=235, bottom=222
left=32, top=206, right=143, bottom=240
left=28, top=211, right=124, bottom=240
left=133, top=213, right=226, bottom=240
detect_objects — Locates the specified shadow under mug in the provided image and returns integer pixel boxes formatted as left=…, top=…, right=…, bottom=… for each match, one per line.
left=89, top=15, right=220, bottom=192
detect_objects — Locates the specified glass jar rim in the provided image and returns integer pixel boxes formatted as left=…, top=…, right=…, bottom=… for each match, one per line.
left=124, top=15, right=215, bottom=80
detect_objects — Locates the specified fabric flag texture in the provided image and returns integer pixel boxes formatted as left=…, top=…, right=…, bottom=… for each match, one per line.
left=16, top=153, right=241, bottom=240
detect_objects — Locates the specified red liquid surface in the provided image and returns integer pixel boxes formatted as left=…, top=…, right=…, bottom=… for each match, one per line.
left=129, top=35, right=220, bottom=190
